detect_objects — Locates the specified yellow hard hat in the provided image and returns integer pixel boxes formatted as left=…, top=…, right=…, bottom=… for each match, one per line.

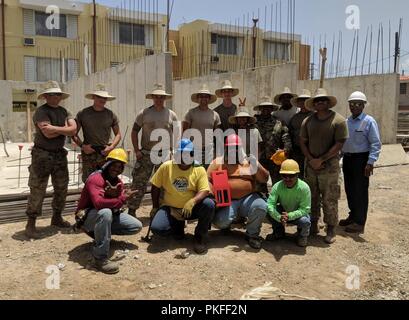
left=279, top=159, right=300, bottom=175
left=271, top=150, right=287, bottom=166
left=106, top=148, right=128, bottom=164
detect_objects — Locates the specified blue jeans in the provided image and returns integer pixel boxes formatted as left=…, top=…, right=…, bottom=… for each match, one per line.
left=83, top=208, right=143, bottom=260
left=151, top=197, right=215, bottom=240
left=268, top=214, right=311, bottom=237
left=213, top=193, right=267, bottom=238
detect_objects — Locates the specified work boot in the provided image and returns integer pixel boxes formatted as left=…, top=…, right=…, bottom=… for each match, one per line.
left=339, top=215, right=354, bottom=227
left=324, top=225, right=336, bottom=244
left=297, top=236, right=308, bottom=247
left=345, top=223, right=365, bottom=234
left=266, top=230, right=285, bottom=241
left=25, top=217, right=41, bottom=239
left=310, top=220, right=320, bottom=235
left=127, top=209, right=137, bottom=218
left=51, top=215, right=71, bottom=228
left=245, top=235, right=263, bottom=250
left=92, top=258, right=119, bottom=274
left=193, top=236, right=208, bottom=255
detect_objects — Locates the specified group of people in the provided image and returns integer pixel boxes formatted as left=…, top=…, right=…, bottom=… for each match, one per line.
left=24, top=79, right=382, bottom=274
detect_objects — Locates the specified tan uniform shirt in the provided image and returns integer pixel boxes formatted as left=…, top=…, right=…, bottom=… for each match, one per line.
left=134, top=106, right=179, bottom=151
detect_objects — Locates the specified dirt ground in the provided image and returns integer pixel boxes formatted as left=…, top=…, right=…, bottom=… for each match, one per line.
left=0, top=165, right=408, bottom=300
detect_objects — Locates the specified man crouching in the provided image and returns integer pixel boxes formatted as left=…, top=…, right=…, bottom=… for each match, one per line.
left=75, top=148, right=142, bottom=274
left=149, top=139, right=215, bottom=254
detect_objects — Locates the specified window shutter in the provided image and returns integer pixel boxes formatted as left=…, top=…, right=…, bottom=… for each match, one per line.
left=23, top=9, right=35, bottom=36
left=67, top=15, right=78, bottom=39
left=24, top=56, right=37, bottom=81
left=144, top=24, right=154, bottom=48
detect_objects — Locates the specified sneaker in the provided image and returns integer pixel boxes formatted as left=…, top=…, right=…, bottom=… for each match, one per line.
left=345, top=223, right=365, bottom=234
left=93, top=258, right=119, bottom=274
left=297, top=236, right=308, bottom=247
left=246, top=235, right=263, bottom=250
left=51, top=215, right=71, bottom=228
left=339, top=216, right=354, bottom=227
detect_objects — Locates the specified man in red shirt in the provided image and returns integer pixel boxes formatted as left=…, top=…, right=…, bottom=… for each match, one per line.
left=75, top=148, right=142, bottom=274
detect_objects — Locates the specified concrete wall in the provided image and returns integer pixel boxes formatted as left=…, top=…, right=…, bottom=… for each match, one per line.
left=63, top=53, right=172, bottom=151
left=173, top=63, right=399, bottom=144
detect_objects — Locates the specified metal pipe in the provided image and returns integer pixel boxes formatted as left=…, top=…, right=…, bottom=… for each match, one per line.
left=92, top=0, right=97, bottom=73
left=252, top=18, right=258, bottom=69
left=1, top=0, right=6, bottom=79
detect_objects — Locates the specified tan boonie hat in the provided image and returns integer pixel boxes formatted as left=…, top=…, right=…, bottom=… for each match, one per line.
left=305, top=88, right=338, bottom=110
left=291, top=89, right=312, bottom=109
left=146, top=83, right=172, bottom=100
left=253, top=96, right=280, bottom=112
left=85, top=84, right=116, bottom=101
left=215, top=80, right=239, bottom=98
left=274, top=87, right=298, bottom=104
left=228, top=110, right=257, bottom=125
left=191, top=84, right=218, bottom=104
left=37, top=80, right=70, bottom=100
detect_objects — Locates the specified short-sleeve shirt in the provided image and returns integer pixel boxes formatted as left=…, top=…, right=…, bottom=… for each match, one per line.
left=288, top=111, right=314, bottom=149
left=150, top=160, right=210, bottom=209
left=274, top=106, right=300, bottom=126
left=133, top=106, right=179, bottom=151
left=76, top=106, right=119, bottom=146
left=214, top=103, right=237, bottom=131
left=300, top=110, right=349, bottom=158
left=33, top=104, right=73, bottom=151
left=183, top=106, right=221, bottom=148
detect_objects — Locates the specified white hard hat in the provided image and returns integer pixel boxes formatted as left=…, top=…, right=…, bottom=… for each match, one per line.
left=348, top=91, right=367, bottom=103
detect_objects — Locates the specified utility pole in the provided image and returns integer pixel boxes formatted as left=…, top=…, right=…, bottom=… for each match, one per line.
left=166, top=0, right=170, bottom=52
left=394, top=32, right=400, bottom=73
left=319, top=47, right=327, bottom=88
left=310, top=62, right=315, bottom=80
left=252, top=18, right=259, bottom=69
left=92, top=0, right=97, bottom=73
left=1, top=0, right=6, bottom=80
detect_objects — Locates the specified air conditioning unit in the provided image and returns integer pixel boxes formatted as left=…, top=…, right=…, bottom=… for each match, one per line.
left=145, top=49, right=155, bottom=56
left=23, top=37, right=35, bottom=46
left=24, top=89, right=36, bottom=94
left=210, top=56, right=220, bottom=63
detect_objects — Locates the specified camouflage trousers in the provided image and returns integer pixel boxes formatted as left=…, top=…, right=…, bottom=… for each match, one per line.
left=128, top=152, right=160, bottom=210
left=81, top=152, right=106, bottom=183
left=257, top=158, right=281, bottom=195
left=26, top=147, right=69, bottom=218
left=291, top=147, right=306, bottom=179
left=304, top=158, right=341, bottom=226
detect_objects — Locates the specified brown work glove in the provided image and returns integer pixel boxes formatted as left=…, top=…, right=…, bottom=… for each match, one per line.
left=104, top=180, right=121, bottom=198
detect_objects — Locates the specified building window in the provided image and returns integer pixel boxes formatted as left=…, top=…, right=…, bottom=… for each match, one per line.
left=212, top=33, right=238, bottom=55
left=35, top=11, right=67, bottom=38
left=12, top=101, right=37, bottom=113
left=264, top=40, right=289, bottom=60
left=400, top=83, right=407, bottom=95
left=24, top=56, right=79, bottom=82
left=119, top=22, right=145, bottom=45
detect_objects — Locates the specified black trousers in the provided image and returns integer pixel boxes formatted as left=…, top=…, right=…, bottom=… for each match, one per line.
left=342, top=152, right=370, bottom=226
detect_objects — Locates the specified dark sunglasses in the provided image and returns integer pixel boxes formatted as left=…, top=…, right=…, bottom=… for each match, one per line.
left=314, top=97, right=329, bottom=103
left=46, top=93, right=62, bottom=97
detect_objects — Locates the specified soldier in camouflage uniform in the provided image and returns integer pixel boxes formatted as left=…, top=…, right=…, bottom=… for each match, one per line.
left=73, top=84, right=121, bottom=183
left=128, top=84, right=179, bottom=218
left=25, top=81, right=77, bottom=239
left=300, top=88, right=349, bottom=244
left=288, top=89, right=314, bottom=179
left=254, top=96, right=292, bottom=195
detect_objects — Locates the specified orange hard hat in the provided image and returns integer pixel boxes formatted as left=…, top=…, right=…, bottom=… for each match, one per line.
left=271, top=150, right=287, bottom=166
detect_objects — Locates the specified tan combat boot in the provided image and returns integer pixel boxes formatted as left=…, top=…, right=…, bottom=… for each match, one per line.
left=51, top=214, right=71, bottom=228
left=25, top=217, right=41, bottom=239
left=324, top=225, right=336, bottom=244
left=93, top=258, right=119, bottom=274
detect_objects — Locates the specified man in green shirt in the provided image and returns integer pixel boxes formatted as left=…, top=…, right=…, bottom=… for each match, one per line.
left=266, top=160, right=311, bottom=247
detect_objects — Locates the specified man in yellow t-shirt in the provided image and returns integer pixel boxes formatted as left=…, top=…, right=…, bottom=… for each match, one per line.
left=150, top=139, right=215, bottom=254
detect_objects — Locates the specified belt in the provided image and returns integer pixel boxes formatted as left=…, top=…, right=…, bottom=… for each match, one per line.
left=343, top=152, right=369, bottom=157
left=34, top=146, right=66, bottom=154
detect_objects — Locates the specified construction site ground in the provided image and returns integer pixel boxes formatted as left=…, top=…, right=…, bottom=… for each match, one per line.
left=0, top=164, right=408, bottom=300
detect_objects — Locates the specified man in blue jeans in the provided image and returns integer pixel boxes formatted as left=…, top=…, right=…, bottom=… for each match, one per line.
left=75, top=148, right=142, bottom=274
left=150, top=139, right=215, bottom=254
left=266, top=159, right=311, bottom=247
left=208, top=134, right=269, bottom=250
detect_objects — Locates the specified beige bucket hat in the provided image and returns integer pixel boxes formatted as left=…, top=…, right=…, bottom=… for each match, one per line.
left=305, top=88, right=338, bottom=110
left=85, top=84, right=116, bottom=101
left=191, top=84, right=218, bottom=104
left=215, top=80, right=239, bottom=98
left=146, top=83, right=172, bottom=100
left=253, top=96, right=280, bottom=112
left=274, top=87, right=298, bottom=104
left=228, top=110, right=257, bottom=125
left=37, top=80, right=70, bottom=100
left=291, top=89, right=312, bottom=108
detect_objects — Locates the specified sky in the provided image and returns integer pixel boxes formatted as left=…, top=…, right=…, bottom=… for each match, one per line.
left=91, top=0, right=409, bottom=75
